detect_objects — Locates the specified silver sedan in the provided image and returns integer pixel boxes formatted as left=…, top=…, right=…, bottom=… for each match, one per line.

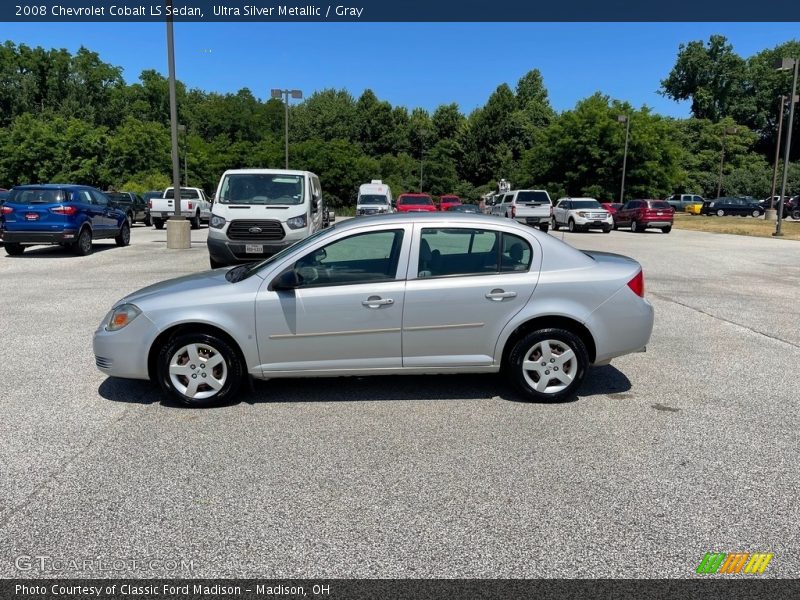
left=93, top=213, right=653, bottom=407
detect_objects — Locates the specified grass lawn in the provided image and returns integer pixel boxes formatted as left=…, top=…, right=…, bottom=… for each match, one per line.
left=672, top=213, right=800, bottom=241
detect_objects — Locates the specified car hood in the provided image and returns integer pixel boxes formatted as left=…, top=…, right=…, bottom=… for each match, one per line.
left=118, top=269, right=233, bottom=307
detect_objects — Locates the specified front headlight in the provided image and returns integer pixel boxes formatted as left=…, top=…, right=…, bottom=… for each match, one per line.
left=106, top=303, right=142, bottom=331
left=577, top=211, right=587, bottom=217
left=210, top=214, right=226, bottom=229
left=287, top=215, right=307, bottom=230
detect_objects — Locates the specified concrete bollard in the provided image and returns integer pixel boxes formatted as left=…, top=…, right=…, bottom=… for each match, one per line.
left=166, top=218, right=191, bottom=249
left=764, top=209, right=778, bottom=222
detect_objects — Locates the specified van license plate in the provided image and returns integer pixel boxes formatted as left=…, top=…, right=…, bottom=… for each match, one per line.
left=245, top=244, right=263, bottom=254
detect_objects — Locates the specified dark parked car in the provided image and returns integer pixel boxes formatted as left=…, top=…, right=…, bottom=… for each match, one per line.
left=447, top=203, right=481, bottom=213
left=106, top=191, right=150, bottom=226
left=0, top=184, right=130, bottom=256
left=615, top=199, right=674, bottom=233
left=701, top=197, right=764, bottom=217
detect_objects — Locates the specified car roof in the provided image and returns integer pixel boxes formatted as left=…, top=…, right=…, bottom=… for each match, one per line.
left=398, top=192, right=432, bottom=196
left=221, top=169, right=312, bottom=176
left=335, top=211, right=531, bottom=231
left=11, top=183, right=93, bottom=190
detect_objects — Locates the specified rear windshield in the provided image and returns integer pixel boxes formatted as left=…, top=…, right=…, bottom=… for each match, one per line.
left=164, top=188, right=200, bottom=199
left=217, top=174, right=304, bottom=205
left=516, top=191, right=551, bottom=204
left=648, top=201, right=671, bottom=209
left=399, top=195, right=433, bottom=205
left=440, top=196, right=461, bottom=202
left=359, top=195, right=389, bottom=205
left=8, top=188, right=68, bottom=204
left=572, top=200, right=602, bottom=209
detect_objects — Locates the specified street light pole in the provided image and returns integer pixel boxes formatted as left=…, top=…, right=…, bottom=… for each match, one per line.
left=768, top=95, right=787, bottom=217
left=618, top=115, right=630, bottom=204
left=271, top=88, right=303, bottom=169
left=165, top=0, right=190, bottom=249
left=775, top=57, right=799, bottom=238
left=178, top=124, right=187, bottom=187
left=419, top=130, right=426, bottom=192
left=716, top=126, right=737, bottom=198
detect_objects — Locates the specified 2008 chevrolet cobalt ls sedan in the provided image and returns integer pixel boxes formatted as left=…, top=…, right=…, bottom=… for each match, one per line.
left=94, top=213, right=653, bottom=407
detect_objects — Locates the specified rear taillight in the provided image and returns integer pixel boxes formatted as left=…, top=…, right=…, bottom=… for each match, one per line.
left=148, top=200, right=152, bottom=209
left=188, top=202, right=193, bottom=209
left=627, top=270, right=645, bottom=298
left=550, top=205, right=554, bottom=217
left=50, top=205, right=78, bottom=216
left=1, top=206, right=12, bottom=215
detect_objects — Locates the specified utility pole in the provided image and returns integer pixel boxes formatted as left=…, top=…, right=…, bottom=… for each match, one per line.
left=271, top=88, right=303, bottom=169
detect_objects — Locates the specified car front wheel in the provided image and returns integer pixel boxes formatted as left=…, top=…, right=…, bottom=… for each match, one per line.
left=508, top=328, right=589, bottom=402
left=716, top=209, right=725, bottom=217
left=157, top=333, right=244, bottom=407
left=568, top=219, right=577, bottom=232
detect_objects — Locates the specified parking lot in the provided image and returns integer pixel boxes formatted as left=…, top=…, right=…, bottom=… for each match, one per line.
left=0, top=222, right=798, bottom=578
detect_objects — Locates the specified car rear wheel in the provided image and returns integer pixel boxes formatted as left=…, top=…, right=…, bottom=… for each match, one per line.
left=716, top=209, right=725, bottom=217
left=751, top=209, right=760, bottom=218
left=115, top=222, right=130, bottom=246
left=5, top=243, right=24, bottom=256
left=190, top=212, right=200, bottom=230
left=157, top=333, right=244, bottom=407
left=551, top=217, right=559, bottom=231
left=662, top=225, right=672, bottom=233
left=74, top=228, right=93, bottom=256
left=153, top=219, right=164, bottom=230
left=509, top=328, right=588, bottom=403
left=143, top=214, right=152, bottom=227
left=792, top=209, right=800, bottom=220
left=631, top=219, right=639, bottom=232
left=538, top=223, right=549, bottom=233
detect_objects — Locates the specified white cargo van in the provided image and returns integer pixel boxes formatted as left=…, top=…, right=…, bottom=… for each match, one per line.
left=356, top=180, right=394, bottom=216
left=207, top=169, right=325, bottom=268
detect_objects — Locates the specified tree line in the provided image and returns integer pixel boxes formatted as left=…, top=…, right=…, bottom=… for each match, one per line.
left=0, top=36, right=798, bottom=208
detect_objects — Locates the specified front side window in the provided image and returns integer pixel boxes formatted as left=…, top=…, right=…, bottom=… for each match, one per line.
left=418, top=228, right=532, bottom=278
left=292, top=229, right=405, bottom=287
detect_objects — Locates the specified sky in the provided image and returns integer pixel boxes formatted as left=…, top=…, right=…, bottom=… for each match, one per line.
left=2, top=22, right=799, bottom=117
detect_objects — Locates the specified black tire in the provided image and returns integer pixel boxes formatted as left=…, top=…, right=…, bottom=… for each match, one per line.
left=74, top=227, right=93, bottom=256
left=662, top=225, right=672, bottom=234
left=115, top=221, right=130, bottom=246
left=126, top=212, right=133, bottom=226
left=603, top=225, right=612, bottom=233
left=613, top=221, right=619, bottom=230
left=631, top=219, right=639, bottom=232
left=209, top=257, right=226, bottom=269
left=153, top=219, right=165, bottom=230
left=538, top=223, right=549, bottom=233
left=568, top=219, right=576, bottom=232
left=716, top=209, right=725, bottom=217
left=5, top=243, right=24, bottom=256
left=157, top=333, right=244, bottom=407
left=792, top=209, right=800, bottom=220
left=751, top=210, right=761, bottom=218
left=551, top=217, right=559, bottom=231
left=190, top=212, right=200, bottom=230
left=143, top=214, right=152, bottom=227
left=508, top=328, right=589, bottom=403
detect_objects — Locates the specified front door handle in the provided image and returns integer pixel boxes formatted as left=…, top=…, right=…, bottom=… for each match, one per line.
left=362, top=296, right=394, bottom=308
left=485, top=289, right=517, bottom=301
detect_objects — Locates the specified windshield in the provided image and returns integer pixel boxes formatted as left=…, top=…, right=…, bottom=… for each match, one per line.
left=572, top=200, right=602, bottom=209
left=9, top=188, right=68, bottom=204
left=359, top=195, right=389, bottom=205
left=164, top=188, right=200, bottom=199
left=218, top=174, right=304, bottom=205
left=230, top=226, right=333, bottom=281
left=516, top=191, right=551, bottom=204
left=399, top=195, right=433, bottom=205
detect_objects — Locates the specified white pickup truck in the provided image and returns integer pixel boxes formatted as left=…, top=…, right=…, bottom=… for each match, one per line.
left=491, top=189, right=553, bottom=232
left=148, top=187, right=212, bottom=230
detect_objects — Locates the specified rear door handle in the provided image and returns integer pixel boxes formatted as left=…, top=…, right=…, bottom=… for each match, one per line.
left=485, top=289, right=517, bottom=301
left=362, top=296, right=394, bottom=308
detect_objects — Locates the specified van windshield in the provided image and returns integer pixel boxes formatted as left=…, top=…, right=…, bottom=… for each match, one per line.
left=218, top=174, right=304, bottom=205
left=359, top=195, right=389, bottom=205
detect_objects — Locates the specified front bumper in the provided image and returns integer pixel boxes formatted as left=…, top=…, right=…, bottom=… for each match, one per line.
left=574, top=216, right=613, bottom=228
left=1, top=229, right=78, bottom=244
left=207, top=230, right=304, bottom=266
left=93, top=312, right=160, bottom=380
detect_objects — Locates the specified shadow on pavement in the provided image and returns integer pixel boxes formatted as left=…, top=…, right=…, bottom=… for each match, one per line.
left=98, top=365, right=632, bottom=409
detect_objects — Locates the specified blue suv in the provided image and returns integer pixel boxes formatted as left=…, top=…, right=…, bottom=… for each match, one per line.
left=1, top=184, right=130, bottom=256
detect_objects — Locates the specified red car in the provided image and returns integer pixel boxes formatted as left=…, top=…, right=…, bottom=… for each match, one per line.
left=614, top=199, right=674, bottom=233
left=396, top=193, right=437, bottom=213
left=438, top=194, right=462, bottom=211
left=600, top=202, right=624, bottom=216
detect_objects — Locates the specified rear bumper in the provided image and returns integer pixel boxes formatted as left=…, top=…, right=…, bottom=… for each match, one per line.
left=1, top=229, right=78, bottom=244
left=516, top=215, right=549, bottom=225
left=640, top=220, right=672, bottom=228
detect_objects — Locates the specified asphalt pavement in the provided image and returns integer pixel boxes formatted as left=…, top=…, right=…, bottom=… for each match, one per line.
left=0, top=222, right=798, bottom=578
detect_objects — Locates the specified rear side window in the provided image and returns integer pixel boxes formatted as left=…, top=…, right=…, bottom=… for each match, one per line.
left=419, top=228, right=532, bottom=278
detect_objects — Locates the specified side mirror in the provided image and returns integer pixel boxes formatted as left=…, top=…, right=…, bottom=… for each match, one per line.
left=272, top=269, right=300, bottom=291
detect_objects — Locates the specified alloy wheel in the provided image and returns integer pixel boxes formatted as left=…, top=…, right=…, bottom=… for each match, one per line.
left=521, top=339, right=577, bottom=394
left=168, top=343, right=228, bottom=400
